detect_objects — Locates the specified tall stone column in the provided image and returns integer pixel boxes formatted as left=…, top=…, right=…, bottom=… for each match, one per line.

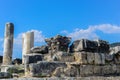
left=2, top=22, right=14, bottom=65
left=22, top=31, right=34, bottom=64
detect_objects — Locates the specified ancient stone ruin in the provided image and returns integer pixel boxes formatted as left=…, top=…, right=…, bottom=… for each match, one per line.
left=45, top=35, right=71, bottom=53
left=0, top=22, right=120, bottom=79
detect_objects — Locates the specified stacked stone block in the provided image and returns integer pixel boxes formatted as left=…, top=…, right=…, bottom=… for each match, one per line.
left=74, top=52, right=105, bottom=65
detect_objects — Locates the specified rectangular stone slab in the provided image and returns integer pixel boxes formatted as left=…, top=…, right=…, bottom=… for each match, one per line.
left=74, top=52, right=87, bottom=64
left=28, top=61, right=67, bottom=77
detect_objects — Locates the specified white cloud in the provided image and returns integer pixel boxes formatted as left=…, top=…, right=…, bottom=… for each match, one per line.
left=63, top=24, right=120, bottom=40
left=13, top=30, right=45, bottom=58
left=14, top=29, right=45, bottom=45
left=14, top=33, right=23, bottom=45
left=30, top=30, right=45, bottom=43
left=67, top=27, right=99, bottom=40
left=90, top=24, right=120, bottom=33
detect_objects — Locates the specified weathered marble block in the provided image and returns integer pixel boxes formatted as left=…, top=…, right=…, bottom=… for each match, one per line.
left=74, top=52, right=87, bottom=64
left=94, top=53, right=105, bottom=64
left=30, top=46, right=48, bottom=54
left=93, top=65, right=103, bottom=76
left=101, top=54, right=105, bottom=64
left=87, top=52, right=95, bottom=64
left=24, top=54, right=43, bottom=64
left=116, top=65, right=120, bottom=74
left=28, top=61, right=67, bottom=77
left=61, top=56, right=75, bottom=62
left=80, top=65, right=94, bottom=77
left=102, top=64, right=117, bottom=75
left=53, top=51, right=75, bottom=62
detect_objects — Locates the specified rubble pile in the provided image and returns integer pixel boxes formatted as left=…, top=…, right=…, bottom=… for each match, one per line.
left=23, top=35, right=120, bottom=77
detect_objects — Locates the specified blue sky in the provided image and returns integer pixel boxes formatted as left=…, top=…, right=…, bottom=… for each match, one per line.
left=0, top=0, right=120, bottom=58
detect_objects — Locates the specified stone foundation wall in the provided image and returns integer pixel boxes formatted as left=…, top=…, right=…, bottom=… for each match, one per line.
left=24, top=52, right=120, bottom=77
left=8, top=77, right=120, bottom=80
left=26, top=61, right=120, bottom=77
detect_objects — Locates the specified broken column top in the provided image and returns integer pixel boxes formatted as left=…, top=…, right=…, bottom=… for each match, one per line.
left=23, top=31, right=34, bottom=37
left=5, top=22, right=14, bottom=36
left=6, top=22, right=14, bottom=26
left=5, top=22, right=14, bottom=31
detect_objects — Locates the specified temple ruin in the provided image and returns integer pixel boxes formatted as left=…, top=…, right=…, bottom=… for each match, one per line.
left=0, top=22, right=120, bottom=79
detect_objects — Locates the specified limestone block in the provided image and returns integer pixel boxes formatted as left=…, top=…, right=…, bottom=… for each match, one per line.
left=53, top=51, right=75, bottom=62
left=30, top=45, right=48, bottom=54
left=112, top=64, right=117, bottom=74
left=101, top=53, right=105, bottom=64
left=52, top=67, right=64, bottom=77
left=102, top=65, right=111, bottom=75
left=110, top=46, right=120, bottom=54
left=96, top=39, right=110, bottom=53
left=44, top=54, right=53, bottom=61
left=70, top=40, right=83, bottom=52
left=56, top=51, right=75, bottom=62
left=94, top=53, right=105, bottom=64
left=70, top=39, right=98, bottom=53
left=94, top=53, right=101, bottom=64
left=87, top=52, right=95, bottom=64
left=105, top=54, right=114, bottom=64
left=64, top=66, right=79, bottom=77
left=102, top=65, right=116, bottom=75
left=60, top=55, right=75, bottom=62
left=74, top=52, right=87, bottom=64
left=29, top=61, right=67, bottom=77
left=80, top=65, right=94, bottom=76
left=24, top=54, right=43, bottom=64
left=94, top=65, right=103, bottom=76
left=116, top=65, right=120, bottom=74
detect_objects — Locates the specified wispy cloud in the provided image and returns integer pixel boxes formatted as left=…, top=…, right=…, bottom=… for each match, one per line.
left=62, top=24, right=120, bottom=40
left=90, top=24, right=120, bottom=33
left=14, top=30, right=45, bottom=45
left=13, top=29, right=45, bottom=58
left=30, top=30, right=45, bottom=43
